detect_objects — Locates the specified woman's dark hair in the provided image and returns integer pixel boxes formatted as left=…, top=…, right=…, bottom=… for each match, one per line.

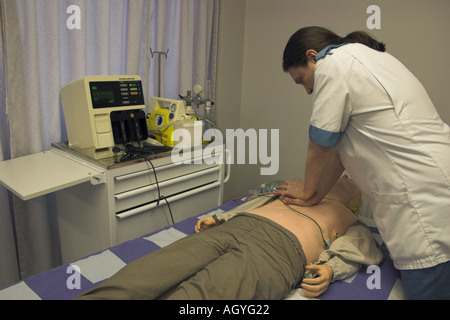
left=282, top=26, right=386, bottom=71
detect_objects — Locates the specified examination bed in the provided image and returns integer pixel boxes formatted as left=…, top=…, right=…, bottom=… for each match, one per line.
left=0, top=198, right=404, bottom=300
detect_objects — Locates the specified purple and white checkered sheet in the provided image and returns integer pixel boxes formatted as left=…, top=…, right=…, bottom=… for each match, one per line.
left=0, top=200, right=404, bottom=300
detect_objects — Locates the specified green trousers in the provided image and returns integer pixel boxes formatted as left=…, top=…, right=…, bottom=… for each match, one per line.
left=76, top=214, right=306, bottom=300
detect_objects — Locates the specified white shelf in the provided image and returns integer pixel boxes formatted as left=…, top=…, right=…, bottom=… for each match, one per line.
left=0, top=150, right=104, bottom=200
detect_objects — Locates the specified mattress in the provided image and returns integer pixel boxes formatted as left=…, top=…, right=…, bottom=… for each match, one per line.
left=0, top=199, right=404, bottom=300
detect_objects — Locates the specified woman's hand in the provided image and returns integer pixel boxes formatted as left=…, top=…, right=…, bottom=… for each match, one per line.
left=195, top=216, right=218, bottom=233
left=301, top=264, right=334, bottom=298
left=274, top=179, right=318, bottom=206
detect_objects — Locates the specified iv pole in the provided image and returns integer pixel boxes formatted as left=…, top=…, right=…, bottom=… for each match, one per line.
left=150, top=48, right=169, bottom=97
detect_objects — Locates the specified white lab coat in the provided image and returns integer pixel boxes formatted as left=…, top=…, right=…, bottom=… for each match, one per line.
left=310, top=43, right=450, bottom=270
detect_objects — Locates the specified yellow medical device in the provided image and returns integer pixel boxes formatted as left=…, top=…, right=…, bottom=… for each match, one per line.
left=147, top=97, right=200, bottom=148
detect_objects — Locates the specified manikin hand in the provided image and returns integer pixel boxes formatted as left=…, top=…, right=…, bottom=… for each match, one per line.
left=195, top=216, right=218, bottom=233
left=301, top=264, right=334, bottom=298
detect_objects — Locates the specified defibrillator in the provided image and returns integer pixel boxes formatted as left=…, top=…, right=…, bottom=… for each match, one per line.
left=147, top=97, right=200, bottom=148
left=61, top=75, right=148, bottom=159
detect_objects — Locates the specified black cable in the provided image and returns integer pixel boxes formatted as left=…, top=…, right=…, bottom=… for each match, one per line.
left=237, top=192, right=329, bottom=249
left=161, top=196, right=174, bottom=225
left=113, top=143, right=172, bottom=162
left=112, top=143, right=175, bottom=224
left=278, top=197, right=329, bottom=250
left=145, top=157, right=175, bottom=225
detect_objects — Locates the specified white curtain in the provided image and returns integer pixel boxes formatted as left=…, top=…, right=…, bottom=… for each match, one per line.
left=0, top=0, right=219, bottom=288
left=0, top=0, right=19, bottom=288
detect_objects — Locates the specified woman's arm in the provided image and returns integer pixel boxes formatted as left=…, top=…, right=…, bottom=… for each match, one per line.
left=276, top=141, right=344, bottom=206
left=304, top=141, right=344, bottom=204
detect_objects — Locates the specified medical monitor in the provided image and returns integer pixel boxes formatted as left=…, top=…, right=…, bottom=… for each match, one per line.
left=61, top=75, right=148, bottom=159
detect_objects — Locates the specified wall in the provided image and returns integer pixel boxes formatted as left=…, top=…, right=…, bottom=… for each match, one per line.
left=217, top=0, right=450, bottom=200
left=216, top=0, right=246, bottom=200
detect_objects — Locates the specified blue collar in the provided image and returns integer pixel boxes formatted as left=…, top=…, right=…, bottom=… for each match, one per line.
left=315, top=43, right=347, bottom=61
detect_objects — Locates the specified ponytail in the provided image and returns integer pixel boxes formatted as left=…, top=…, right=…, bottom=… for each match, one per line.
left=283, top=26, right=386, bottom=71
left=340, top=31, right=386, bottom=52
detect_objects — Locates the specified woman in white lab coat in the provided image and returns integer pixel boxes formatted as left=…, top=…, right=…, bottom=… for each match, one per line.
left=276, top=26, right=450, bottom=300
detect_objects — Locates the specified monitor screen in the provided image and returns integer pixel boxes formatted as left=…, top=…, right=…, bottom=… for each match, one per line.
left=89, top=81, right=145, bottom=108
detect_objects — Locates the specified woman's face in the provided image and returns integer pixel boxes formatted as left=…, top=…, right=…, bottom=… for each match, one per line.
left=287, top=60, right=316, bottom=95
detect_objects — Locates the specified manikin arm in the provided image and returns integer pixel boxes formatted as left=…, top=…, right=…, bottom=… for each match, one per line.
left=301, top=221, right=383, bottom=297
left=195, top=195, right=278, bottom=232
left=303, top=221, right=384, bottom=286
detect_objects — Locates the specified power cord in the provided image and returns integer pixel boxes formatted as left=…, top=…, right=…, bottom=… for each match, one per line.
left=113, top=143, right=175, bottom=225
left=145, top=157, right=175, bottom=225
